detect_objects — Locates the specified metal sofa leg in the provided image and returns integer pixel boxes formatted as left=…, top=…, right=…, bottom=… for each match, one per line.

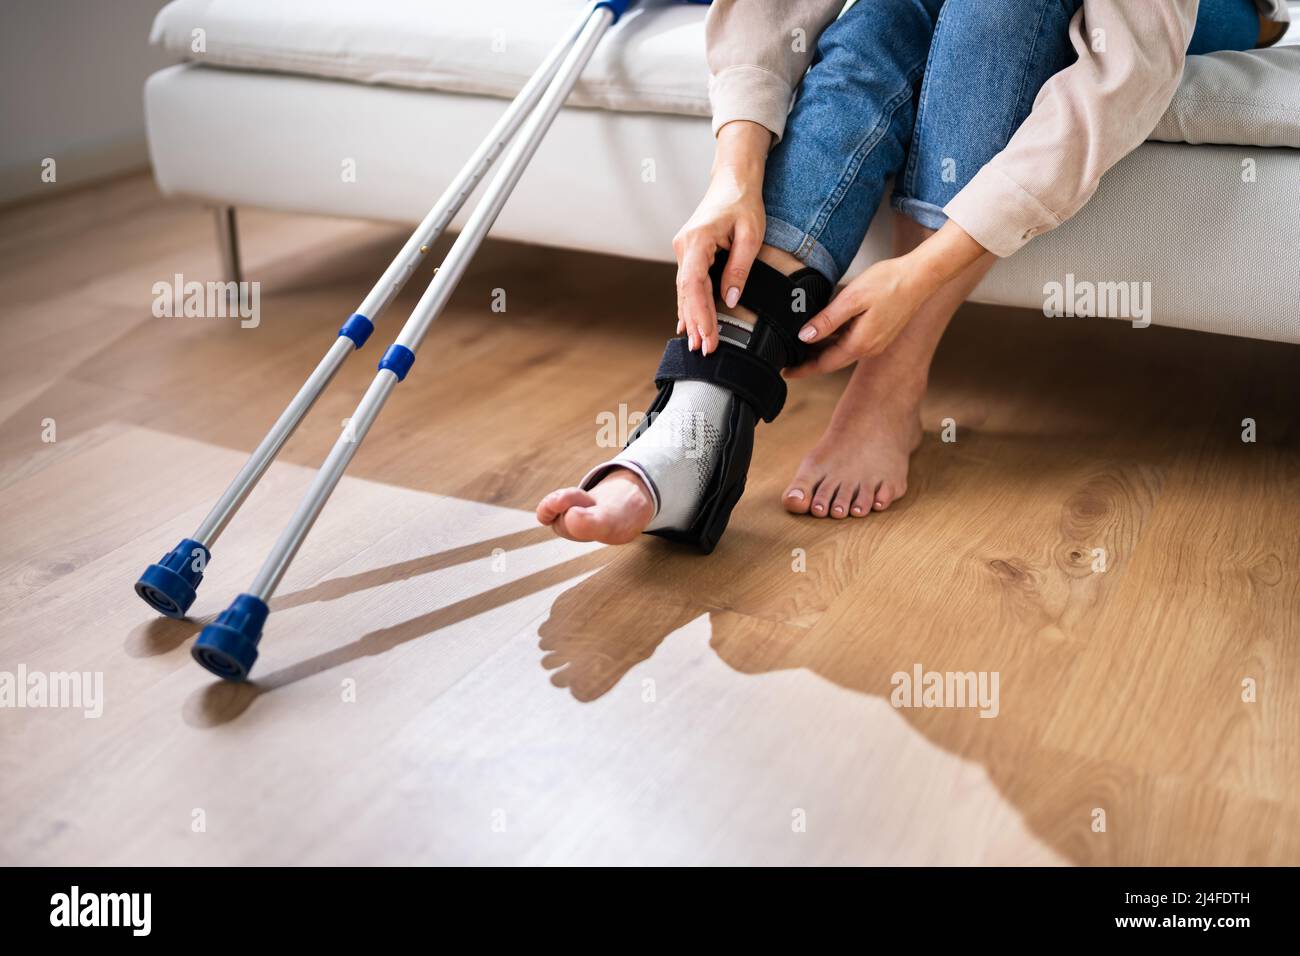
left=213, top=206, right=242, bottom=286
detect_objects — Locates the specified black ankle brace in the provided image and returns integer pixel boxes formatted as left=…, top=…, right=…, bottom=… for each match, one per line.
left=621, top=257, right=834, bottom=553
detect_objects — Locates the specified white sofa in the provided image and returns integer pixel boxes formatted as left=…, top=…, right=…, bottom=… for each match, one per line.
left=144, top=0, right=1300, bottom=344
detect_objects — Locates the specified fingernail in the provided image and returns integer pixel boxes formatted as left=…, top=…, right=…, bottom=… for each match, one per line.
left=701, top=339, right=710, bottom=357
left=725, top=286, right=740, bottom=309
left=676, top=319, right=684, bottom=334
left=786, top=489, right=805, bottom=501
left=798, top=326, right=817, bottom=342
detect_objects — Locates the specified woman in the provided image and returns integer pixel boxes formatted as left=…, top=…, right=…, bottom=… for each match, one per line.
left=537, top=0, right=1289, bottom=545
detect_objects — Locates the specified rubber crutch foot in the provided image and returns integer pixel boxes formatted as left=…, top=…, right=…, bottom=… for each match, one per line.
left=192, top=594, right=268, bottom=682
left=135, top=538, right=211, bottom=618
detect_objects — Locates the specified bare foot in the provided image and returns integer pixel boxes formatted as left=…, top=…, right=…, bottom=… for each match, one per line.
left=784, top=358, right=924, bottom=518
left=536, top=469, right=655, bottom=544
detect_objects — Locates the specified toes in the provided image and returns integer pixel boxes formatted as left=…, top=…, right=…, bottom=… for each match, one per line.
left=809, top=478, right=838, bottom=518
left=874, top=481, right=906, bottom=511
left=536, top=487, right=596, bottom=526
left=554, top=506, right=599, bottom=542
left=553, top=501, right=645, bottom=546
left=783, top=469, right=822, bottom=515
left=786, top=445, right=913, bottom=520
left=852, top=481, right=881, bottom=517
left=830, top=482, right=857, bottom=520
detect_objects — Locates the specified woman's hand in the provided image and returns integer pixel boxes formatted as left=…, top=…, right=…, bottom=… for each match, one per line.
left=786, top=220, right=990, bottom=378
left=784, top=255, right=933, bottom=377
left=673, top=120, right=772, bottom=356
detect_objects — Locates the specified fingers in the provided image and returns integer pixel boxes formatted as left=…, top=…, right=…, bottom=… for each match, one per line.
left=674, top=233, right=718, bottom=354
left=786, top=288, right=899, bottom=378
left=720, top=221, right=762, bottom=312
left=796, top=288, right=859, bottom=346
left=674, top=215, right=762, bottom=355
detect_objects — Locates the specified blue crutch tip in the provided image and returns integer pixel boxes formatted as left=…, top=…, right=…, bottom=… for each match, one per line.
left=135, top=538, right=210, bottom=618
left=192, top=594, right=269, bottom=682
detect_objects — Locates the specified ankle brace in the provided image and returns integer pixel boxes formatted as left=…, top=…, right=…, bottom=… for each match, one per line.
left=582, top=257, right=832, bottom=553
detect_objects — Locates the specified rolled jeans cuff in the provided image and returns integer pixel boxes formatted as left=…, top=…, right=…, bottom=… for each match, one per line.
left=762, top=214, right=842, bottom=284
left=890, top=194, right=948, bottom=232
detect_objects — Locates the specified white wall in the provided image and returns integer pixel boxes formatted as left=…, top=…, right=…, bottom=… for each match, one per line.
left=1286, top=2, right=1300, bottom=44
left=0, top=0, right=176, bottom=204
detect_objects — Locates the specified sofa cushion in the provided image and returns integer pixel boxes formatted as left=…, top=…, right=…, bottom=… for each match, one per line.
left=144, top=63, right=1300, bottom=344
left=149, top=0, right=714, bottom=118
left=150, top=0, right=1300, bottom=147
left=1150, top=47, right=1300, bottom=148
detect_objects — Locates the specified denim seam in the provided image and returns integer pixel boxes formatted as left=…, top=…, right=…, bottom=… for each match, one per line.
left=1006, top=0, right=1055, bottom=146
left=897, top=60, right=930, bottom=202
left=797, top=77, right=919, bottom=266
left=902, top=0, right=950, bottom=201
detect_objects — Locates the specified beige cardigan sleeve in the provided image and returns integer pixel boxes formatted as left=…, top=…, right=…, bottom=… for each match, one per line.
left=944, top=0, right=1199, bottom=256
left=705, top=0, right=843, bottom=141
left=705, top=0, right=1208, bottom=259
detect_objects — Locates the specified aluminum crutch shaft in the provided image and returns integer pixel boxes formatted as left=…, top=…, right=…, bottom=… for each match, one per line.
left=252, top=7, right=615, bottom=604
left=191, top=4, right=623, bottom=681
left=133, top=1, right=603, bottom=620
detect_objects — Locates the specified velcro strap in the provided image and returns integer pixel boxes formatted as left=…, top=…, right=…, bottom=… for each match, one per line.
left=708, top=257, right=832, bottom=365
left=653, top=337, right=787, bottom=423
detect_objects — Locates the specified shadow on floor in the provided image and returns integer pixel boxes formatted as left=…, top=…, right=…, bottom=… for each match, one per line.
left=181, top=528, right=612, bottom=726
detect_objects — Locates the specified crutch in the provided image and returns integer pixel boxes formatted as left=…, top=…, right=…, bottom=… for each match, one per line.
left=189, top=0, right=637, bottom=681
left=132, top=1, right=623, bottom=620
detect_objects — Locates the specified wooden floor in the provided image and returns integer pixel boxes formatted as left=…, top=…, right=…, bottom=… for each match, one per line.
left=1, top=173, right=1297, bottom=865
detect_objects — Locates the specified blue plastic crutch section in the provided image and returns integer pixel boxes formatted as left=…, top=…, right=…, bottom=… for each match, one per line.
left=594, top=0, right=634, bottom=22
left=596, top=2, right=709, bottom=26
left=338, top=312, right=374, bottom=348
left=378, top=344, right=416, bottom=381
left=192, top=593, right=269, bottom=681
left=134, top=538, right=211, bottom=619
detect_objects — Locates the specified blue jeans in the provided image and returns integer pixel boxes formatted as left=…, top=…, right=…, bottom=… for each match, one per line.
left=763, top=0, right=1262, bottom=282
